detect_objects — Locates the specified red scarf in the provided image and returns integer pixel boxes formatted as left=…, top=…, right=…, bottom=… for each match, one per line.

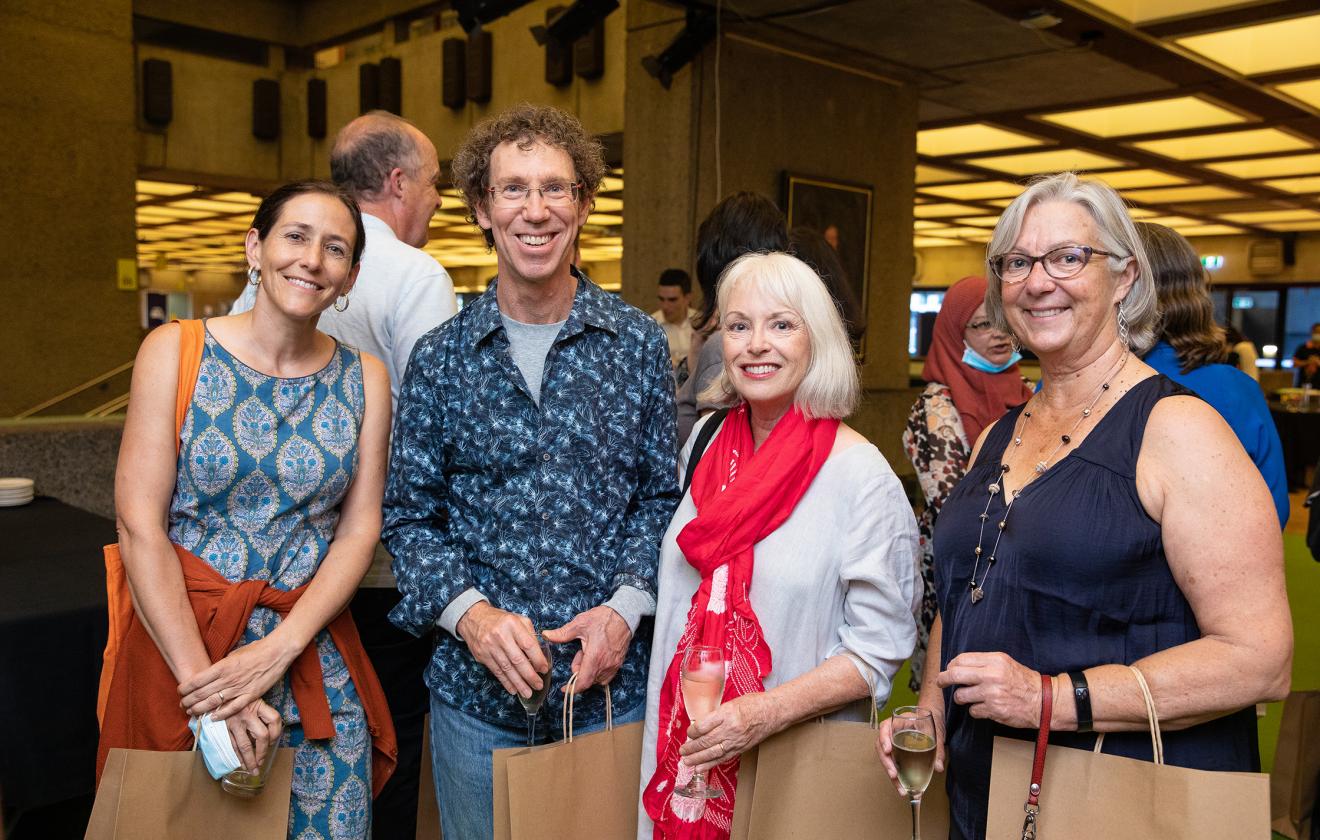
left=644, top=403, right=838, bottom=839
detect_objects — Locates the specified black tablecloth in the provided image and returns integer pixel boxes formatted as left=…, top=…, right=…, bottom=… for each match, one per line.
left=1270, top=406, right=1320, bottom=490
left=0, top=497, right=114, bottom=815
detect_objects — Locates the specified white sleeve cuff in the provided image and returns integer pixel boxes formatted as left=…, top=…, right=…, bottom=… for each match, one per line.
left=604, top=585, right=656, bottom=635
left=437, top=588, right=490, bottom=639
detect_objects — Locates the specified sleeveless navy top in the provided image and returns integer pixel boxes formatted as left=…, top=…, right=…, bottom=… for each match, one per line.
left=933, top=375, right=1258, bottom=840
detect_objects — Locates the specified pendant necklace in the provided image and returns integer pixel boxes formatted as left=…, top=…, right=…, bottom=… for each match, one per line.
left=966, top=350, right=1129, bottom=604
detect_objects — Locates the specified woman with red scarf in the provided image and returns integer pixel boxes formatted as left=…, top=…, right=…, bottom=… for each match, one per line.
left=902, top=276, right=1033, bottom=691
left=637, top=252, right=921, bottom=839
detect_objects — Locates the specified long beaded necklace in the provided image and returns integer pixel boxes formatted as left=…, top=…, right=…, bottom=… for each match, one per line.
left=966, top=350, right=1129, bottom=604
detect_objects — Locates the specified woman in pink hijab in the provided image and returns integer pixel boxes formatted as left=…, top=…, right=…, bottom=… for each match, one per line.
left=902, top=275, right=1032, bottom=690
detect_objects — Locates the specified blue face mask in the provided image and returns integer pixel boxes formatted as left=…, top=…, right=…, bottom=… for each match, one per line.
left=962, top=344, right=1021, bottom=374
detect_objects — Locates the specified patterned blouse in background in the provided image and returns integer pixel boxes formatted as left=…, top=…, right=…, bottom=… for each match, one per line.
left=385, top=272, right=679, bottom=733
left=902, top=382, right=970, bottom=692
left=168, top=328, right=372, bottom=839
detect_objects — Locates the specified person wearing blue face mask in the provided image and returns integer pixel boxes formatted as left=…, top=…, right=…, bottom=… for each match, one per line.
left=902, top=275, right=1032, bottom=691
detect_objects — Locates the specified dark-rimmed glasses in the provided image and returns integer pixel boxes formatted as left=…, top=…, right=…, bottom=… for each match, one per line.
left=990, top=245, right=1121, bottom=284
left=487, top=181, right=582, bottom=208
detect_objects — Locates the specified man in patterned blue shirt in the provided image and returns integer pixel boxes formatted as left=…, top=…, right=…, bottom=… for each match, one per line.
left=383, top=104, right=679, bottom=839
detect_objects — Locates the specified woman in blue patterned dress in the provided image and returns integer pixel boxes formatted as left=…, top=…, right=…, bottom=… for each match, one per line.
left=113, top=181, right=392, bottom=839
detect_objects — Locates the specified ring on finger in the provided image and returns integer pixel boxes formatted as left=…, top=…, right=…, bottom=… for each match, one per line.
left=216, top=690, right=225, bottom=703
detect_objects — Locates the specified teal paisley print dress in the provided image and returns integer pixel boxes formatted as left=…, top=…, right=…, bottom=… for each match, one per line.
left=168, top=326, right=371, bottom=840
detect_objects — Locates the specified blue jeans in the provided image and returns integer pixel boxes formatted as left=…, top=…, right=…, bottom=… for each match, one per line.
left=428, top=693, right=645, bottom=840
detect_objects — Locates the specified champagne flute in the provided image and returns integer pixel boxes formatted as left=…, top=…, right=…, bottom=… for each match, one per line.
left=518, top=633, right=554, bottom=747
left=890, top=706, right=937, bottom=840
left=673, top=645, right=726, bottom=800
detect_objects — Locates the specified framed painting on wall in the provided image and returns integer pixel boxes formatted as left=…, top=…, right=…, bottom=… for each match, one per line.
left=781, top=172, right=873, bottom=357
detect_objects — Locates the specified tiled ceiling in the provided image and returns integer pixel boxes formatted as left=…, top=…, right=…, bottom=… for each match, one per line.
left=135, top=170, right=625, bottom=292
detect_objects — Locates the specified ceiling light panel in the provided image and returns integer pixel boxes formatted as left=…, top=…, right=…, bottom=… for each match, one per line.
left=1260, top=220, right=1320, bottom=231
left=1276, top=78, right=1320, bottom=110
left=916, top=165, right=975, bottom=185
left=920, top=181, right=1023, bottom=201
left=1039, top=97, right=1246, bottom=137
left=966, top=149, right=1128, bottom=175
left=1082, top=0, right=1258, bottom=25
left=1205, top=153, right=1320, bottom=178
left=1220, top=209, right=1320, bottom=223
left=1262, top=175, right=1320, bottom=193
left=1176, top=14, right=1320, bottom=76
left=913, top=236, right=969, bottom=248
left=954, top=215, right=1002, bottom=227
left=1131, top=128, right=1310, bottom=160
left=1142, top=216, right=1202, bottom=227
left=1178, top=225, right=1247, bottom=236
left=1092, top=170, right=1189, bottom=189
left=137, top=180, right=197, bottom=196
left=914, top=203, right=987, bottom=218
left=913, top=220, right=947, bottom=230
left=1123, top=185, right=1246, bottom=203
left=916, top=124, right=1044, bottom=157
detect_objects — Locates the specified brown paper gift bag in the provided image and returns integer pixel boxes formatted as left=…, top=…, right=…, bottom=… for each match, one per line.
left=493, top=677, right=643, bottom=840
left=85, top=747, right=293, bottom=839
left=729, top=716, right=950, bottom=840
left=987, top=666, right=1270, bottom=839
left=1271, top=691, right=1320, bottom=839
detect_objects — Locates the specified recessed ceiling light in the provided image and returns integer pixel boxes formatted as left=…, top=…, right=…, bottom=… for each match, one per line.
left=1220, top=208, right=1320, bottom=223
left=914, top=203, right=988, bottom=218
left=920, top=181, right=1024, bottom=201
left=1040, top=96, right=1246, bottom=138
left=1262, top=175, right=1320, bottom=194
left=965, top=148, right=1128, bottom=175
left=1093, top=170, right=1189, bottom=189
left=916, top=124, right=1044, bottom=157
left=1176, top=14, right=1320, bottom=76
left=1204, top=153, right=1320, bottom=178
left=1131, top=128, right=1310, bottom=160
left=916, top=165, right=975, bottom=185
left=1123, top=185, right=1246, bottom=203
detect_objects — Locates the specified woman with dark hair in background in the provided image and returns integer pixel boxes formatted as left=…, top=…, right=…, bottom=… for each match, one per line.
left=1137, top=222, right=1289, bottom=527
left=674, top=192, right=789, bottom=445
left=788, top=226, right=867, bottom=346
left=902, top=275, right=1031, bottom=691
left=1225, top=324, right=1259, bottom=381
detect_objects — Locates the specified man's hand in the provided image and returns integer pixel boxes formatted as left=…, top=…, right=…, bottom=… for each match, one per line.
left=542, top=606, right=631, bottom=691
left=457, top=602, right=548, bottom=699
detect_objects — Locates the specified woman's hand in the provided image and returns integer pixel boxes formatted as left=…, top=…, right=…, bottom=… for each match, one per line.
left=225, top=698, right=284, bottom=773
left=935, top=651, right=1043, bottom=730
left=679, top=692, right=780, bottom=773
left=875, top=709, right=946, bottom=796
left=179, top=634, right=299, bottom=720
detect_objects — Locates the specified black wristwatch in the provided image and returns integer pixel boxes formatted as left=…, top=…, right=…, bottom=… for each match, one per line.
left=1068, top=669, right=1094, bottom=733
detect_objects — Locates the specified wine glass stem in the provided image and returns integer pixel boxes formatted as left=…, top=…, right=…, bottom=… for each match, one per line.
left=526, top=713, right=535, bottom=747
left=909, top=795, right=922, bottom=840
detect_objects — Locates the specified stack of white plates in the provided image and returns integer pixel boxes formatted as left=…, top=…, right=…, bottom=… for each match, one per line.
left=0, top=477, right=35, bottom=507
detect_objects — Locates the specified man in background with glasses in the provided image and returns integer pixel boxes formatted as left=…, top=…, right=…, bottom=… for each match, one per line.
left=383, top=103, right=678, bottom=840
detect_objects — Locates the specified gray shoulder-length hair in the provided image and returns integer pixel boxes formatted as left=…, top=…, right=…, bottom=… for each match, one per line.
left=698, top=251, right=859, bottom=419
left=984, top=172, right=1158, bottom=355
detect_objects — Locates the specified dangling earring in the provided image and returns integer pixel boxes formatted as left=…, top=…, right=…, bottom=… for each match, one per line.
left=1009, top=333, right=1022, bottom=355
left=248, top=267, right=261, bottom=286
left=1117, top=302, right=1131, bottom=349
left=333, top=294, right=350, bottom=313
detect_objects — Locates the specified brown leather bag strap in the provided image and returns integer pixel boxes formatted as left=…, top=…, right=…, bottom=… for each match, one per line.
left=173, top=319, right=205, bottom=455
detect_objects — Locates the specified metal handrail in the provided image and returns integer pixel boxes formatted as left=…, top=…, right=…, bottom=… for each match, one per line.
left=13, top=360, right=135, bottom=419
left=87, top=392, right=132, bottom=418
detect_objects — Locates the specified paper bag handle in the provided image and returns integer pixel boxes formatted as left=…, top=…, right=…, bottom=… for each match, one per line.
left=1092, top=664, right=1164, bottom=764
left=560, top=674, right=613, bottom=743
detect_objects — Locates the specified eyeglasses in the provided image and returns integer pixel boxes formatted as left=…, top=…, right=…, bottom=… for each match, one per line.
left=487, top=181, right=582, bottom=208
left=990, top=245, right=1123, bottom=284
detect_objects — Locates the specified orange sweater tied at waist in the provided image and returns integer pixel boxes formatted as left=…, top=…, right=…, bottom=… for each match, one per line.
left=96, top=544, right=397, bottom=796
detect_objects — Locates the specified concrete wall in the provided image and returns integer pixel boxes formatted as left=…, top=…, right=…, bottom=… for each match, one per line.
left=0, top=0, right=141, bottom=417
left=137, top=0, right=627, bottom=186
left=623, top=9, right=919, bottom=466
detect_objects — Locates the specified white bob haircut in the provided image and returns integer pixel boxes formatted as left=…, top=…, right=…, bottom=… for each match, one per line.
left=699, top=251, right=859, bottom=419
left=985, top=171, right=1159, bottom=355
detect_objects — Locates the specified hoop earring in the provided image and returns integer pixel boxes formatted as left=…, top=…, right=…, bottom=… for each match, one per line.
left=333, top=294, right=350, bottom=313
left=248, top=267, right=261, bottom=286
left=1117, top=302, right=1131, bottom=350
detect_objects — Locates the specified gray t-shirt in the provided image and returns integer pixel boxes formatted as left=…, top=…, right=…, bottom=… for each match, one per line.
left=501, top=314, right=566, bottom=406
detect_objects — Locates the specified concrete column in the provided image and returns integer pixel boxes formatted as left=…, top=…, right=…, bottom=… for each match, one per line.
left=623, top=13, right=919, bottom=466
left=0, top=0, right=140, bottom=416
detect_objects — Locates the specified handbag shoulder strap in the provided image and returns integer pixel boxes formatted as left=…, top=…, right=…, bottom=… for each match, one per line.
left=682, top=407, right=731, bottom=495
left=173, top=319, right=205, bottom=455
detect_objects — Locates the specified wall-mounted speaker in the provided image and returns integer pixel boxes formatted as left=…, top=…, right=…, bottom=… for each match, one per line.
left=142, top=58, right=173, bottom=127
left=307, top=78, right=327, bottom=139
left=442, top=38, right=467, bottom=109
left=252, top=79, right=280, bottom=140
left=544, top=7, right=573, bottom=87
left=360, top=63, right=380, bottom=114
left=379, top=57, right=402, bottom=115
left=574, top=20, right=606, bottom=80
left=467, top=30, right=492, bottom=104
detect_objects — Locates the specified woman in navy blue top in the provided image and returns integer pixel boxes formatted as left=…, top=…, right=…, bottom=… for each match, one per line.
left=1136, top=221, right=1289, bottom=527
left=876, top=173, right=1293, bottom=839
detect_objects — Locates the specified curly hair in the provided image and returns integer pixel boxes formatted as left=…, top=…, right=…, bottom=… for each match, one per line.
left=449, top=103, right=606, bottom=246
left=1136, top=222, right=1226, bottom=373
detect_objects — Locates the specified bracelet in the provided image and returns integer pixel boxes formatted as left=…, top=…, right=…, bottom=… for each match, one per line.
left=1068, top=669, right=1093, bottom=733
